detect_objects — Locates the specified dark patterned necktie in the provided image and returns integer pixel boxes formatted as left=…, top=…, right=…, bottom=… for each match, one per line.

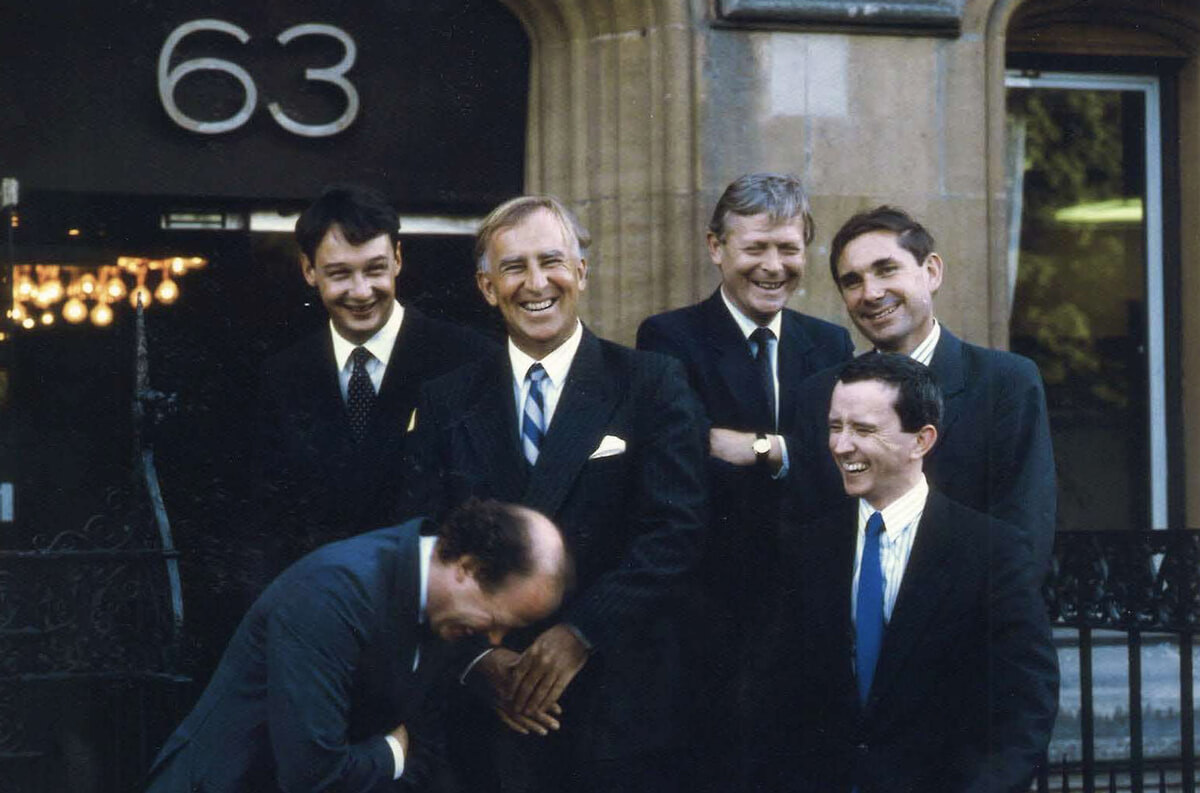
left=347, top=346, right=376, bottom=443
left=750, top=326, right=777, bottom=430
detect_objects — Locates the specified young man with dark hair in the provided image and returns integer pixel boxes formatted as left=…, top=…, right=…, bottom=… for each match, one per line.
left=254, top=184, right=492, bottom=573
left=792, top=205, right=1056, bottom=568
left=753, top=353, right=1058, bottom=793
left=145, top=499, right=570, bottom=793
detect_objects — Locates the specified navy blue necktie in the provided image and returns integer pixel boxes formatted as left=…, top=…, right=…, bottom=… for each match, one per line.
left=856, top=511, right=886, bottom=706
left=750, top=327, right=776, bottom=430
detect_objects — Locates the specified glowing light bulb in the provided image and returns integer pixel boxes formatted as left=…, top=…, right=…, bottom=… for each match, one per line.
left=155, top=278, right=180, bottom=304
left=106, top=277, right=127, bottom=300
left=16, top=278, right=35, bottom=299
left=41, top=311, right=54, bottom=325
left=21, top=317, right=35, bottom=329
left=10, top=304, right=26, bottom=322
left=130, top=285, right=153, bottom=309
left=79, top=274, right=98, bottom=295
left=63, top=298, right=88, bottom=324
left=37, top=279, right=64, bottom=307
left=90, top=302, right=114, bottom=327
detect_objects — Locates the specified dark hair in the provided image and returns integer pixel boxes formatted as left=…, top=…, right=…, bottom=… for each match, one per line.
left=294, top=184, right=400, bottom=263
left=828, top=205, right=936, bottom=286
left=708, top=173, right=815, bottom=245
left=436, top=498, right=539, bottom=592
left=835, top=353, right=943, bottom=433
left=474, top=194, right=590, bottom=272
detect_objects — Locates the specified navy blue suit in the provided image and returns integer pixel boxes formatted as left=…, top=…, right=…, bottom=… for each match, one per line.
left=255, top=306, right=493, bottom=571
left=791, top=327, right=1056, bottom=567
left=636, top=289, right=854, bottom=606
left=752, top=490, right=1058, bottom=793
left=146, top=520, right=450, bottom=793
left=401, top=329, right=708, bottom=787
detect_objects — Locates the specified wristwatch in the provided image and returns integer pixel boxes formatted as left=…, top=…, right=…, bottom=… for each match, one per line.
left=752, top=433, right=771, bottom=469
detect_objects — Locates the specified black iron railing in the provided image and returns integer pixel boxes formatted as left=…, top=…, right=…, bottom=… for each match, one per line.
left=0, top=304, right=191, bottom=792
left=1037, top=530, right=1200, bottom=793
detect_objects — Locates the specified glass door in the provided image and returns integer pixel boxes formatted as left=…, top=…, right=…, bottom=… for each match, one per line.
left=1005, top=71, right=1166, bottom=532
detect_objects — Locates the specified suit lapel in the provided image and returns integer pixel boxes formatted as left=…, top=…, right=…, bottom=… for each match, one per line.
left=460, top=353, right=529, bottom=502
left=702, top=291, right=773, bottom=429
left=777, top=310, right=817, bottom=422
left=866, top=490, right=958, bottom=710
left=523, top=330, right=617, bottom=516
left=926, top=327, right=968, bottom=438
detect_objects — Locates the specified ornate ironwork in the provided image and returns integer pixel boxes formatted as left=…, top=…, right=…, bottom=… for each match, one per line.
left=1044, top=530, right=1200, bottom=632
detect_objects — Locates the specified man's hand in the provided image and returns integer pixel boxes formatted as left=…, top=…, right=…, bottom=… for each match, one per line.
left=476, top=647, right=563, bottom=736
left=388, top=723, right=409, bottom=756
left=509, top=624, right=590, bottom=718
left=709, top=428, right=782, bottom=471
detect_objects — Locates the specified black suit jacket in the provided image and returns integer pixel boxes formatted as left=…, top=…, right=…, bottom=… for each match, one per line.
left=636, top=290, right=853, bottom=609
left=254, top=306, right=493, bottom=570
left=791, top=327, right=1056, bottom=567
left=401, top=329, right=708, bottom=758
left=754, top=490, right=1058, bottom=793
left=146, top=520, right=451, bottom=793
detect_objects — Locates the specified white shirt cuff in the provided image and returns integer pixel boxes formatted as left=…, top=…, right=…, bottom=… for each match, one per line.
left=385, top=733, right=406, bottom=780
left=772, top=435, right=790, bottom=480
left=460, top=647, right=495, bottom=684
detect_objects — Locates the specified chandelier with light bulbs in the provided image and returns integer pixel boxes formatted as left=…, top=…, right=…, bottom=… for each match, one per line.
left=8, top=256, right=208, bottom=330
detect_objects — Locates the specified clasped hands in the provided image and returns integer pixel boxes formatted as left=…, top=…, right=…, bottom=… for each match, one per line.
left=477, top=623, right=589, bottom=737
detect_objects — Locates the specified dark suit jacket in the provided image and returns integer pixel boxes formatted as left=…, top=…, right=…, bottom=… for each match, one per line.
left=145, top=520, right=451, bottom=793
left=636, top=290, right=853, bottom=609
left=255, top=306, right=492, bottom=571
left=401, top=329, right=708, bottom=759
left=791, top=327, right=1056, bottom=568
left=753, top=490, right=1058, bottom=793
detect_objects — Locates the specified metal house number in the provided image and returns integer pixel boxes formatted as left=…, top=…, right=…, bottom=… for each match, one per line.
left=157, top=19, right=360, bottom=137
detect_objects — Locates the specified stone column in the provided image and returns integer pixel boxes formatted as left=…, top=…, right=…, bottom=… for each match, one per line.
left=499, top=0, right=705, bottom=343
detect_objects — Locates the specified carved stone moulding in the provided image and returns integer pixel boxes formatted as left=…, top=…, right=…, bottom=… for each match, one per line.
left=715, top=0, right=962, bottom=37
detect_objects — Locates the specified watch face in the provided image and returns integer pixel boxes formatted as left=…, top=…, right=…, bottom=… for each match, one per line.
left=753, top=437, right=771, bottom=455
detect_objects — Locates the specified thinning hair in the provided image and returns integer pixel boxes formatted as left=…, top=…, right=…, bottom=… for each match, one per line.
left=294, top=184, right=400, bottom=263
left=828, top=205, right=936, bottom=287
left=707, top=173, right=815, bottom=245
left=436, top=498, right=569, bottom=593
left=835, top=353, right=943, bottom=434
left=474, top=195, right=591, bottom=272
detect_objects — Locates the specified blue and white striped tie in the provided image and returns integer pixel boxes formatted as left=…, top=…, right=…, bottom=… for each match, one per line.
left=522, top=363, right=548, bottom=465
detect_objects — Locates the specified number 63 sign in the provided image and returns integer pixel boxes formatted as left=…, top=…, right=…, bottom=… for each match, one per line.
left=158, top=19, right=359, bottom=138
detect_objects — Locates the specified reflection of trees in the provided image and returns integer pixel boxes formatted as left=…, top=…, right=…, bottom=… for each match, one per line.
left=1008, top=89, right=1136, bottom=413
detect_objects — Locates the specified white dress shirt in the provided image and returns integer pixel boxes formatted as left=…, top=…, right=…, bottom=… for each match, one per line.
left=851, top=475, right=929, bottom=622
left=718, top=288, right=789, bottom=478
left=905, top=318, right=940, bottom=367
left=508, top=319, right=584, bottom=437
left=383, top=533, right=437, bottom=780
left=329, top=301, right=406, bottom=400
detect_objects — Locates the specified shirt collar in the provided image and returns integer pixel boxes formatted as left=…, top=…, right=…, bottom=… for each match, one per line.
left=719, top=286, right=783, bottom=342
left=857, top=474, right=929, bottom=540
left=507, top=319, right=584, bottom=388
left=329, top=300, right=405, bottom=372
left=418, top=534, right=436, bottom=624
left=904, top=319, right=940, bottom=366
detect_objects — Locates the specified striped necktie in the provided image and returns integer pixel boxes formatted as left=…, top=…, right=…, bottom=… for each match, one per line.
left=522, top=363, right=548, bottom=465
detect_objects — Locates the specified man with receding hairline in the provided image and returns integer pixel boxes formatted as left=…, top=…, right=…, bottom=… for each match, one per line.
left=402, top=195, right=708, bottom=793
left=145, top=499, right=570, bottom=793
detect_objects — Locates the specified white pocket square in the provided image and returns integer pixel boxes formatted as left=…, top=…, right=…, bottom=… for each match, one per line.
left=588, top=435, right=626, bottom=459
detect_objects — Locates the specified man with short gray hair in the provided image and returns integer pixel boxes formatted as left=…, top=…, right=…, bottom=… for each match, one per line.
left=403, top=195, right=708, bottom=793
left=636, top=173, right=853, bottom=790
